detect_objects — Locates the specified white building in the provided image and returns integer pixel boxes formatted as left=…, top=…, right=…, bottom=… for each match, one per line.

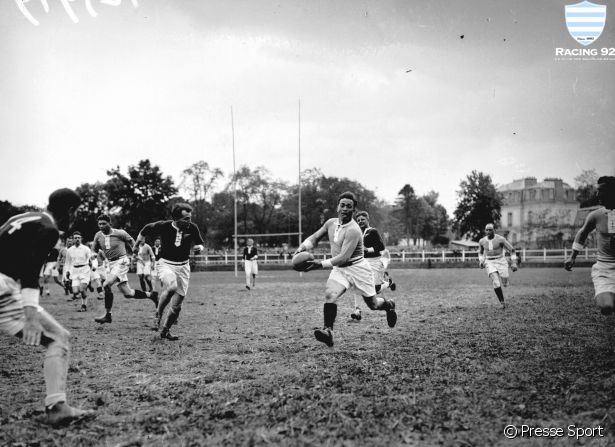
left=498, top=177, right=578, bottom=247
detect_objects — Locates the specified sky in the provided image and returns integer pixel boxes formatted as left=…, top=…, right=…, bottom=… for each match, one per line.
left=1, top=0, right=614, bottom=215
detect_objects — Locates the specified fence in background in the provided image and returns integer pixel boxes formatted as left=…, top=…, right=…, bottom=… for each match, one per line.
left=191, top=247, right=598, bottom=268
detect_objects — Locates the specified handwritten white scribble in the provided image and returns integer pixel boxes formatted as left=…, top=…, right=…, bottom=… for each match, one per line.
left=15, top=0, right=138, bottom=26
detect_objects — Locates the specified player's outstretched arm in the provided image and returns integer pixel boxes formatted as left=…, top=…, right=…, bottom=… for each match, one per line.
left=503, top=239, right=518, bottom=272
left=565, top=213, right=597, bottom=271
left=295, top=220, right=329, bottom=254
left=478, top=243, right=485, bottom=269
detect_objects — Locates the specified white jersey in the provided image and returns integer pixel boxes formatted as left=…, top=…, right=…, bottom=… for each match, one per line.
left=66, top=244, right=92, bottom=267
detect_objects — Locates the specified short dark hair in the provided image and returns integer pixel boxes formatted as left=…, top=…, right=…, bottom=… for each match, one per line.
left=72, top=231, right=82, bottom=237
left=338, top=191, right=357, bottom=207
left=355, top=210, right=369, bottom=220
left=97, top=214, right=111, bottom=223
left=48, top=188, right=80, bottom=214
left=171, top=203, right=192, bottom=220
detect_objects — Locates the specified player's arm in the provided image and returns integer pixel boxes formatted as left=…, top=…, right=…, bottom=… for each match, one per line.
left=565, top=212, right=597, bottom=271
left=502, top=239, right=518, bottom=271
left=191, top=223, right=205, bottom=253
left=20, top=224, right=59, bottom=346
left=296, top=220, right=330, bottom=254
left=252, top=246, right=258, bottom=260
left=478, top=241, right=485, bottom=268
left=308, top=228, right=361, bottom=271
left=123, top=231, right=137, bottom=255
left=364, top=229, right=385, bottom=255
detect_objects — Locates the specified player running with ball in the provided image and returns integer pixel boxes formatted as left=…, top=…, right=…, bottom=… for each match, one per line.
left=294, top=191, right=397, bottom=347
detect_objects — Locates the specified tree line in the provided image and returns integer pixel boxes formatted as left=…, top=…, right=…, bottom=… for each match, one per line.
left=1, top=160, right=600, bottom=248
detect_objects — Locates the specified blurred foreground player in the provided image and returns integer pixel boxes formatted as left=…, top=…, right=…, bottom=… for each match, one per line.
left=565, top=176, right=615, bottom=314
left=0, top=188, right=93, bottom=426
left=294, top=192, right=397, bottom=347
left=478, top=223, right=518, bottom=309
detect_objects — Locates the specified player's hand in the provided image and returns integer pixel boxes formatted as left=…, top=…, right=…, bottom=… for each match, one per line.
left=511, top=263, right=518, bottom=272
left=479, top=262, right=485, bottom=269
left=22, top=316, right=43, bottom=346
left=304, top=260, right=323, bottom=272
left=564, top=258, right=575, bottom=271
left=193, top=244, right=204, bottom=254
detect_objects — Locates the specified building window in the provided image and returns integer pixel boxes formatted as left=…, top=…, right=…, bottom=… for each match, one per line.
left=512, top=233, right=517, bottom=243
left=527, top=210, right=533, bottom=223
left=549, top=189, right=554, bottom=199
left=507, top=212, right=513, bottom=227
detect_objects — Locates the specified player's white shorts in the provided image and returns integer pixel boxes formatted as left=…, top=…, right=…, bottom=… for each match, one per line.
left=158, top=259, right=191, bottom=296
left=244, top=259, right=258, bottom=276
left=366, top=257, right=385, bottom=285
left=328, top=259, right=376, bottom=297
left=136, top=261, right=152, bottom=276
left=591, top=261, right=615, bottom=296
left=70, top=265, right=91, bottom=287
left=41, top=262, right=58, bottom=278
left=0, top=273, right=42, bottom=336
left=484, top=257, right=510, bottom=279
left=108, top=256, right=130, bottom=283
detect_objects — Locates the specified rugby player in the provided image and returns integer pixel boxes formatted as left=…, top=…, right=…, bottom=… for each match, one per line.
left=136, top=203, right=205, bottom=341
left=295, top=192, right=397, bottom=347
left=65, top=231, right=92, bottom=312
left=92, top=215, right=158, bottom=325
left=0, top=188, right=92, bottom=426
left=565, top=176, right=615, bottom=314
left=134, top=240, right=155, bottom=292
left=242, top=238, right=258, bottom=290
left=478, top=223, right=518, bottom=309
left=352, top=211, right=396, bottom=320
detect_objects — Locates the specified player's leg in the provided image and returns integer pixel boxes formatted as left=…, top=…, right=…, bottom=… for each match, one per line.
left=95, top=274, right=119, bottom=324
left=489, top=272, right=506, bottom=308
left=154, top=264, right=178, bottom=330
left=596, top=292, right=615, bottom=315
left=9, top=308, right=93, bottom=426
left=77, top=273, right=89, bottom=312
left=70, top=271, right=81, bottom=302
left=251, top=261, right=258, bottom=288
left=160, top=293, right=184, bottom=340
left=350, top=293, right=362, bottom=321
left=115, top=259, right=157, bottom=304
left=244, top=261, right=251, bottom=290
left=591, top=262, right=615, bottom=315
left=357, top=262, right=397, bottom=327
left=160, top=264, right=190, bottom=340
left=314, top=272, right=348, bottom=347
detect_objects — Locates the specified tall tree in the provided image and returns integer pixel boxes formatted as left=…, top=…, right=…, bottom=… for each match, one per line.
left=73, top=182, right=109, bottom=240
left=574, top=168, right=600, bottom=208
left=105, top=159, right=178, bottom=235
left=180, top=161, right=224, bottom=203
left=393, top=184, right=418, bottom=242
left=453, top=171, right=502, bottom=241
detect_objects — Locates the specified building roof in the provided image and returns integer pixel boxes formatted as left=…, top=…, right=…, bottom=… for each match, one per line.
left=498, top=177, right=573, bottom=192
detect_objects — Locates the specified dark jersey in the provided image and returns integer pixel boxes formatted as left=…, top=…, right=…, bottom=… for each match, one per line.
left=0, top=212, right=60, bottom=289
left=363, top=227, right=385, bottom=258
left=46, top=247, right=60, bottom=263
left=139, top=221, right=205, bottom=263
left=243, top=246, right=258, bottom=261
left=152, top=245, right=162, bottom=261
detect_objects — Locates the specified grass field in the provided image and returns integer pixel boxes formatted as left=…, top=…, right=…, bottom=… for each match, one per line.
left=1, top=267, right=614, bottom=446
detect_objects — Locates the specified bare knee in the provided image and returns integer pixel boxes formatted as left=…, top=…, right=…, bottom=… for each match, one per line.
left=596, top=292, right=615, bottom=314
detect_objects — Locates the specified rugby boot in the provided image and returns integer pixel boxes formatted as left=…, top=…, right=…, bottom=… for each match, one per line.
left=46, top=402, right=94, bottom=427
left=350, top=308, right=362, bottom=321
left=77, top=304, right=87, bottom=312
left=94, top=312, right=112, bottom=324
left=314, top=327, right=334, bottom=347
left=384, top=299, right=397, bottom=328
left=160, top=328, right=179, bottom=341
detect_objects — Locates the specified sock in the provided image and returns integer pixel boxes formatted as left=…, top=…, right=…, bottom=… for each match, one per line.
left=323, top=303, right=337, bottom=330
left=104, top=287, right=114, bottom=312
left=163, top=308, right=180, bottom=329
left=494, top=287, right=504, bottom=303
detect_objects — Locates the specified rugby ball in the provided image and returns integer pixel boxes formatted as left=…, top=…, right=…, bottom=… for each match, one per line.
left=292, top=252, right=315, bottom=272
